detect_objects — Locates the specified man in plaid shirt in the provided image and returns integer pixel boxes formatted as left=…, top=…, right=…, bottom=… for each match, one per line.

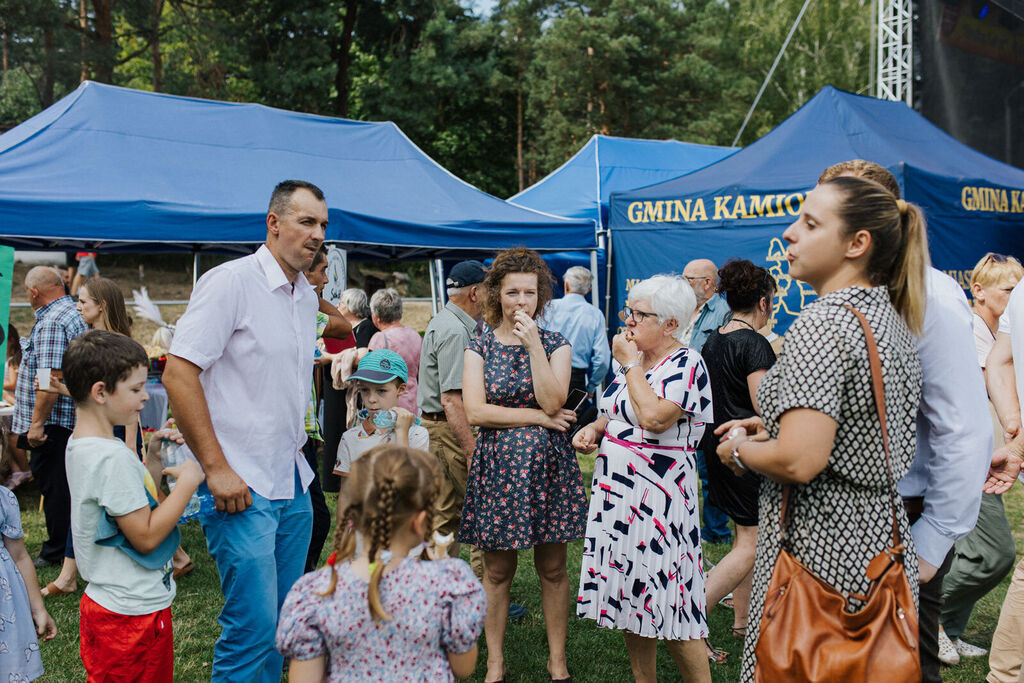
left=13, top=266, right=87, bottom=566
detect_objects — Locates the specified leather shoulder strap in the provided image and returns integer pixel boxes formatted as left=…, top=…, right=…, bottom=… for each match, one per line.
left=843, top=304, right=901, bottom=548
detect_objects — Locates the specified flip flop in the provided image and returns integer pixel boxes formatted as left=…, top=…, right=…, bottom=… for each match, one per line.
left=41, top=582, right=76, bottom=598
left=173, top=562, right=195, bottom=580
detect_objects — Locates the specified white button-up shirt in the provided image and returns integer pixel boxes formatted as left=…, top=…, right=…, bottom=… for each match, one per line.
left=898, top=268, right=993, bottom=567
left=170, top=245, right=316, bottom=499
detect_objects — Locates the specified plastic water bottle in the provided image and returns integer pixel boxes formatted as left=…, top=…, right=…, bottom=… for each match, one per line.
left=161, top=440, right=215, bottom=523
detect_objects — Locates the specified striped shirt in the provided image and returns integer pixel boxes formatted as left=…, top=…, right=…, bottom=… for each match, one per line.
left=13, top=296, right=87, bottom=433
left=417, top=301, right=477, bottom=414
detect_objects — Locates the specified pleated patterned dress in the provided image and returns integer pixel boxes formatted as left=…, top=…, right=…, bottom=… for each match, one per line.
left=577, top=347, right=714, bottom=640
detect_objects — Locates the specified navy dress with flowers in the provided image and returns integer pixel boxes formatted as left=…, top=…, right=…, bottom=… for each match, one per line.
left=459, top=329, right=587, bottom=550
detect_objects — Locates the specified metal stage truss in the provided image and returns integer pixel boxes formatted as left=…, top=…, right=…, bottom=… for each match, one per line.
left=877, top=0, right=913, bottom=104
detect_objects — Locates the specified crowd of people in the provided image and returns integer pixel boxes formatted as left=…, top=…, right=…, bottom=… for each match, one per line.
left=0, top=163, right=1022, bottom=682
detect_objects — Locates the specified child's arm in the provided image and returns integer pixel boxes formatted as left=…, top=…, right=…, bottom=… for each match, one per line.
left=287, top=657, right=328, bottom=683
left=115, top=460, right=205, bottom=554
left=447, top=646, right=478, bottom=680
left=4, top=535, right=56, bottom=641
left=393, top=408, right=415, bottom=447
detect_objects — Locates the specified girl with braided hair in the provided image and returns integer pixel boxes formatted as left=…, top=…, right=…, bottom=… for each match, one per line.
left=276, top=445, right=485, bottom=681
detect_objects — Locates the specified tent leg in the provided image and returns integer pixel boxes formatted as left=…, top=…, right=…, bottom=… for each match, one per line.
left=428, top=259, right=439, bottom=315
left=603, top=229, right=614, bottom=327
left=192, top=251, right=200, bottom=288
left=435, top=259, right=446, bottom=309
left=589, top=249, right=600, bottom=308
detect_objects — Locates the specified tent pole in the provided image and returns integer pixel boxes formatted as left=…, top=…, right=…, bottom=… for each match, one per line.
left=589, top=249, right=599, bottom=308
left=604, top=229, right=614, bottom=331
left=428, top=259, right=439, bottom=315
left=192, top=251, right=199, bottom=288
left=435, top=259, right=446, bottom=308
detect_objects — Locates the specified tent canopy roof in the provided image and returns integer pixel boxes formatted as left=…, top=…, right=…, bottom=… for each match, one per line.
left=612, top=86, right=1024, bottom=226
left=510, top=134, right=736, bottom=226
left=0, top=81, right=596, bottom=257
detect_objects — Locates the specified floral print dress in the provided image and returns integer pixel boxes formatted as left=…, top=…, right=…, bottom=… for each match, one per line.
left=459, top=329, right=588, bottom=550
left=276, top=556, right=485, bottom=682
left=0, top=487, right=43, bottom=682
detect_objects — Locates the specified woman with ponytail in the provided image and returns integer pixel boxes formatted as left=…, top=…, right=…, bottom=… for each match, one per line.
left=276, top=445, right=485, bottom=681
left=715, top=176, right=928, bottom=681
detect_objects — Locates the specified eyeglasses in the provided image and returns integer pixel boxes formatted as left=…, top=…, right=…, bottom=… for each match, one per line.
left=684, top=275, right=709, bottom=283
left=618, top=306, right=657, bottom=324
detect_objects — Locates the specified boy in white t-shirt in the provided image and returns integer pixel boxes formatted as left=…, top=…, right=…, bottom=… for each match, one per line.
left=334, top=349, right=429, bottom=476
left=63, top=330, right=204, bottom=682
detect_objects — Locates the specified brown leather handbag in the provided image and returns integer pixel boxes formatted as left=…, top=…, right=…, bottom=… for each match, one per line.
left=753, top=306, right=922, bottom=683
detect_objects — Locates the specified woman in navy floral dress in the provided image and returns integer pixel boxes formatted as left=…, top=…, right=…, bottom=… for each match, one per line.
left=460, top=248, right=587, bottom=683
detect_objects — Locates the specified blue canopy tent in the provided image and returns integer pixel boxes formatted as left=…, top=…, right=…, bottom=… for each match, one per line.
left=609, top=86, right=1024, bottom=334
left=510, top=134, right=736, bottom=314
left=0, top=81, right=597, bottom=262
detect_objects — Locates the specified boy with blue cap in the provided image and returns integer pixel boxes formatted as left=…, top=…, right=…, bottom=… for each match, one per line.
left=333, top=349, right=429, bottom=476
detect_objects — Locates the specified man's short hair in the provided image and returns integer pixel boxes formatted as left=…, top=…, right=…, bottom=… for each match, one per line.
left=268, top=180, right=325, bottom=216
left=369, top=288, right=403, bottom=325
left=818, top=160, right=900, bottom=199
left=63, top=330, right=148, bottom=404
left=563, top=266, right=592, bottom=294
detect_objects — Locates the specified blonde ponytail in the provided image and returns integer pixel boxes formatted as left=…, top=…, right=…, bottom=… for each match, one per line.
left=888, top=202, right=929, bottom=335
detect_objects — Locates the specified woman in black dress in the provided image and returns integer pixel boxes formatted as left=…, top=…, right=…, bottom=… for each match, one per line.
left=698, top=260, right=776, bottom=646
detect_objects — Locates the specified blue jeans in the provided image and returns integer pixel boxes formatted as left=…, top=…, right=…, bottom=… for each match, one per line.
left=200, top=467, right=312, bottom=682
left=696, top=450, right=731, bottom=542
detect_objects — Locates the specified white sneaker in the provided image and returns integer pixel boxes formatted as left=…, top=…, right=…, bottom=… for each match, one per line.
left=938, top=629, right=961, bottom=666
left=954, top=638, right=988, bottom=658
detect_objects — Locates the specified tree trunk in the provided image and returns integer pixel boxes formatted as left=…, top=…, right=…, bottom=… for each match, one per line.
left=90, top=0, right=114, bottom=83
left=333, top=0, right=360, bottom=117
left=152, top=0, right=164, bottom=92
left=43, top=25, right=56, bottom=107
left=516, top=27, right=524, bottom=192
left=80, top=0, right=88, bottom=81
left=517, top=87, right=524, bottom=192
left=2, top=19, right=7, bottom=74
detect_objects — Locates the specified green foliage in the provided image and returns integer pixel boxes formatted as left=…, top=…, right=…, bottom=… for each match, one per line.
left=526, top=0, right=756, bottom=175
left=0, top=0, right=875, bottom=196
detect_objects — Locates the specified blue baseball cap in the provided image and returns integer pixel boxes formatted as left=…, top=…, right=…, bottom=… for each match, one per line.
left=350, top=349, right=408, bottom=384
left=446, top=260, right=487, bottom=288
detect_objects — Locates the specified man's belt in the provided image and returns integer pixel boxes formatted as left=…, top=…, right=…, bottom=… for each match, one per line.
left=421, top=411, right=446, bottom=422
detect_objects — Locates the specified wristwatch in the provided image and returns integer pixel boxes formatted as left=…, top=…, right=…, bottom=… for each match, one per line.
left=621, top=362, right=641, bottom=375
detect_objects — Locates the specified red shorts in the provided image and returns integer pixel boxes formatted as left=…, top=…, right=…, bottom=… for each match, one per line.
left=80, top=592, right=173, bottom=682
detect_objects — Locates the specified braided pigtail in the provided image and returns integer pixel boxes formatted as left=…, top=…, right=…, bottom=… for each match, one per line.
left=318, top=504, right=359, bottom=597
left=367, top=477, right=397, bottom=621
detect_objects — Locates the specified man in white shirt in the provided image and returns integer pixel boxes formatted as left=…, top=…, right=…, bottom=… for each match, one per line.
left=163, top=180, right=326, bottom=682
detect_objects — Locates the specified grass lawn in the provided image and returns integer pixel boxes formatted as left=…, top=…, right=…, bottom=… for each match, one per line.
left=19, top=449, right=1024, bottom=681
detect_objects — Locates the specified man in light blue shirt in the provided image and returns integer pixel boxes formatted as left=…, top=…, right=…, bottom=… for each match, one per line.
left=682, top=258, right=733, bottom=353
left=544, top=266, right=610, bottom=427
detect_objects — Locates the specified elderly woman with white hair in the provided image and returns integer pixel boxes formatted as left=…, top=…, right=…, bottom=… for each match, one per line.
left=368, top=287, right=421, bottom=414
left=574, top=274, right=714, bottom=683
